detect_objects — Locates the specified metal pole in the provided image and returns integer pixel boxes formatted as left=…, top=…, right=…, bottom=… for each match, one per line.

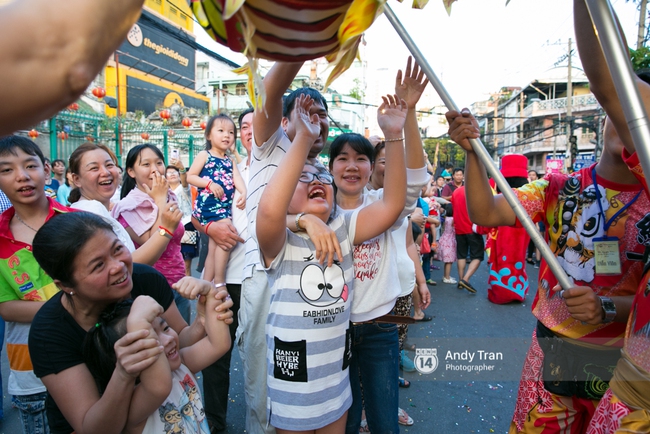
left=382, top=3, right=573, bottom=290
left=584, top=0, right=650, bottom=187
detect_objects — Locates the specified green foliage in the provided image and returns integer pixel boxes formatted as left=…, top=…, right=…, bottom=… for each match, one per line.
left=630, top=46, right=650, bottom=70
left=423, top=137, right=465, bottom=169
left=348, top=78, right=365, bottom=102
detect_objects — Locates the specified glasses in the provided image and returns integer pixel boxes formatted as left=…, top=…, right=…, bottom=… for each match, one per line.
left=299, top=172, right=333, bottom=185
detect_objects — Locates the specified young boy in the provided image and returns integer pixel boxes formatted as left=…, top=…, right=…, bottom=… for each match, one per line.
left=0, top=135, right=73, bottom=433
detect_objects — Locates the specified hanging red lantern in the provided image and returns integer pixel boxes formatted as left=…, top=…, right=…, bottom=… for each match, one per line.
left=167, top=129, right=175, bottom=138
left=160, top=109, right=171, bottom=122
left=68, top=102, right=79, bottom=111
left=182, top=117, right=192, bottom=128
left=92, top=87, right=106, bottom=99
left=200, top=121, right=207, bottom=130
left=57, top=131, right=69, bottom=141
left=28, top=129, right=39, bottom=139
left=141, top=132, right=150, bottom=140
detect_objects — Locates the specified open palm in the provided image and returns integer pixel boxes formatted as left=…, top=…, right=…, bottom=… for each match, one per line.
left=395, top=56, right=429, bottom=109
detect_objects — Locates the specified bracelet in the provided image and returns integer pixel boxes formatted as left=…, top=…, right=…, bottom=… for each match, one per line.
left=179, top=168, right=187, bottom=174
left=158, top=226, right=173, bottom=237
left=206, top=180, right=212, bottom=190
left=295, top=212, right=307, bottom=231
left=384, top=137, right=404, bottom=142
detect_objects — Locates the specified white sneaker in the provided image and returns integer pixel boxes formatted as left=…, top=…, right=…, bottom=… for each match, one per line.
left=443, top=277, right=457, bottom=284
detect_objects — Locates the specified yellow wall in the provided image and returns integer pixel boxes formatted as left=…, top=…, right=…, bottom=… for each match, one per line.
left=104, top=65, right=209, bottom=117
left=144, top=0, right=193, bottom=32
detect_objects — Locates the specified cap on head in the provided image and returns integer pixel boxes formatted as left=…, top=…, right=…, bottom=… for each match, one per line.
left=500, top=154, right=528, bottom=178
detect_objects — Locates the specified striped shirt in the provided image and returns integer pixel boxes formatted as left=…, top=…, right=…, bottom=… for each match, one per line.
left=264, top=210, right=357, bottom=430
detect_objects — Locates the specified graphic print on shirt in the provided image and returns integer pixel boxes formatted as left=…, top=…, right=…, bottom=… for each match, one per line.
left=157, top=374, right=209, bottom=434
left=298, top=263, right=349, bottom=307
left=550, top=179, right=607, bottom=283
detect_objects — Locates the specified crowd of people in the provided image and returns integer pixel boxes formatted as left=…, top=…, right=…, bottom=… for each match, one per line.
left=1, top=0, right=650, bottom=433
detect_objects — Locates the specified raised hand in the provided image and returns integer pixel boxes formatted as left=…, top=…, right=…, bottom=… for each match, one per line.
left=395, top=56, right=429, bottom=110
left=143, top=171, right=169, bottom=204
left=445, top=108, right=480, bottom=152
left=160, top=201, right=183, bottom=233
left=126, top=296, right=164, bottom=332
left=293, top=94, right=321, bottom=142
left=377, top=94, right=408, bottom=137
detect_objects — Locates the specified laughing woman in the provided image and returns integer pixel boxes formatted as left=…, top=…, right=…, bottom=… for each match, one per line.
left=27, top=212, right=233, bottom=434
left=67, top=142, right=182, bottom=266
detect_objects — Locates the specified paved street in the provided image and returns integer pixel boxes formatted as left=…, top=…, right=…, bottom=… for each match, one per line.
left=0, top=258, right=539, bottom=433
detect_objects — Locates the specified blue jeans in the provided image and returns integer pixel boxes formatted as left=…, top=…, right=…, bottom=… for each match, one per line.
left=345, top=322, right=399, bottom=434
left=12, top=392, right=49, bottom=434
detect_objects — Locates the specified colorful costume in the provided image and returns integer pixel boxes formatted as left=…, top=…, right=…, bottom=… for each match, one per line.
left=486, top=154, right=531, bottom=304
left=509, top=164, right=649, bottom=433
left=585, top=151, right=650, bottom=434
left=192, top=152, right=236, bottom=226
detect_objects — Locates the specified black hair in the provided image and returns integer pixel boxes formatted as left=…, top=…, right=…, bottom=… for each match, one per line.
left=32, top=212, right=115, bottom=288
left=82, top=300, right=133, bottom=394
left=165, top=165, right=180, bottom=176
left=52, top=159, right=66, bottom=168
left=496, top=176, right=529, bottom=193
left=238, top=108, right=254, bottom=128
left=373, top=141, right=386, bottom=162
left=282, top=88, right=328, bottom=118
left=443, top=202, right=453, bottom=217
left=453, top=167, right=464, bottom=175
left=68, top=142, right=119, bottom=204
left=121, top=144, right=165, bottom=199
left=204, top=115, right=237, bottom=151
left=328, top=133, right=376, bottom=172
left=0, top=135, right=46, bottom=164
left=411, top=221, right=422, bottom=242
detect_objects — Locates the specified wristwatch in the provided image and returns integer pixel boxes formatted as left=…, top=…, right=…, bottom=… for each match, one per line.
left=159, top=228, right=173, bottom=240
left=599, top=296, right=616, bottom=323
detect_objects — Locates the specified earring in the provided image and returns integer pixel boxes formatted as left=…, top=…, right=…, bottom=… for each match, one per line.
left=69, top=291, right=74, bottom=296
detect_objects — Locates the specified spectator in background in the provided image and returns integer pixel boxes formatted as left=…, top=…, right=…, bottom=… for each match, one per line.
left=51, top=159, right=66, bottom=186
left=451, top=185, right=483, bottom=294
left=56, top=168, right=72, bottom=206
left=441, top=167, right=464, bottom=201
left=528, top=169, right=539, bottom=182
left=433, top=175, right=445, bottom=197
left=43, top=158, right=59, bottom=198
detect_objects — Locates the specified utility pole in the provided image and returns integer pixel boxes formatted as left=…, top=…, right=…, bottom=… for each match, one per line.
left=493, top=97, right=499, bottom=160
left=566, top=38, right=574, bottom=172
left=638, top=0, right=648, bottom=49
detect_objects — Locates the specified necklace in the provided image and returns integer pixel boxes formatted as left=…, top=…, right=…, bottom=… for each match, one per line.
left=14, top=214, right=38, bottom=232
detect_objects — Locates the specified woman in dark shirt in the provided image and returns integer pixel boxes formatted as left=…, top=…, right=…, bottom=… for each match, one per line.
left=28, top=212, right=232, bottom=434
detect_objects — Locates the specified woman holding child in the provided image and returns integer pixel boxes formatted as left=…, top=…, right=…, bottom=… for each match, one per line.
left=27, top=212, right=233, bottom=434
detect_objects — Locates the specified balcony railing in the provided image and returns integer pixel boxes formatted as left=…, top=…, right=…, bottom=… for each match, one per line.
left=522, top=94, right=599, bottom=118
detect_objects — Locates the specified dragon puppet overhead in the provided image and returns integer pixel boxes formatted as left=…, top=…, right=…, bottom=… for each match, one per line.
left=190, top=0, right=463, bottom=96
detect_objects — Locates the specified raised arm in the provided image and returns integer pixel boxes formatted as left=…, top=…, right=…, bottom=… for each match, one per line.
left=179, top=287, right=232, bottom=374
left=257, top=95, right=320, bottom=264
left=445, top=109, right=516, bottom=227
left=574, top=0, right=650, bottom=156
left=355, top=95, right=408, bottom=244
left=395, top=56, right=428, bottom=170
left=253, top=62, right=305, bottom=147
left=123, top=297, right=172, bottom=430
left=0, top=0, right=145, bottom=136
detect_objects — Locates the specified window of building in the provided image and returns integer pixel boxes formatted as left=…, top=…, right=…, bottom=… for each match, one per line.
left=235, top=83, right=247, bottom=96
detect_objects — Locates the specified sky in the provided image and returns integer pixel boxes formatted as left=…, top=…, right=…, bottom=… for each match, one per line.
left=196, top=0, right=644, bottom=110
